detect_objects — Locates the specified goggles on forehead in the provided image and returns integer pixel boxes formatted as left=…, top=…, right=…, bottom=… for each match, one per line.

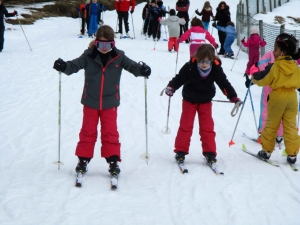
left=94, top=40, right=115, bottom=51
left=198, top=59, right=212, bottom=65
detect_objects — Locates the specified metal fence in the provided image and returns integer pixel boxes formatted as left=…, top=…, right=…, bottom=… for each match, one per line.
left=236, top=1, right=300, bottom=57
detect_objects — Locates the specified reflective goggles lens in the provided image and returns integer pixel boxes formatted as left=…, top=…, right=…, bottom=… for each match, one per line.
left=198, top=59, right=212, bottom=65
left=95, top=41, right=115, bottom=51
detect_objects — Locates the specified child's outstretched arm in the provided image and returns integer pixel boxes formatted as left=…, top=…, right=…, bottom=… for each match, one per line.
left=252, top=64, right=273, bottom=86
left=241, top=37, right=249, bottom=47
left=177, top=27, right=191, bottom=43
left=53, top=52, right=86, bottom=75
left=121, top=55, right=151, bottom=78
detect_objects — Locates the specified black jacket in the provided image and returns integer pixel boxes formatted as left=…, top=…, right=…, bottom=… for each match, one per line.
left=0, top=4, right=14, bottom=27
left=215, top=5, right=231, bottom=26
left=168, top=59, right=237, bottom=104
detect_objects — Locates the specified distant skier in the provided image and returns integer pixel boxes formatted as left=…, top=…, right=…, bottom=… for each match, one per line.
left=115, top=0, right=136, bottom=38
left=85, top=0, right=105, bottom=37
left=0, top=0, right=18, bottom=52
left=53, top=25, right=151, bottom=181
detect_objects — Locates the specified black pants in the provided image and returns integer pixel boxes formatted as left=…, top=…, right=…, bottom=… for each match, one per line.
left=218, top=30, right=227, bottom=54
left=118, top=11, right=129, bottom=34
left=179, top=16, right=189, bottom=43
left=143, top=18, right=150, bottom=35
left=80, top=18, right=86, bottom=35
left=147, top=20, right=153, bottom=37
left=0, top=26, right=4, bottom=51
left=152, top=21, right=161, bottom=39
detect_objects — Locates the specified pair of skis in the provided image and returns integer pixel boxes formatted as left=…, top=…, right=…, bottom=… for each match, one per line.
left=176, top=159, right=224, bottom=175
left=242, top=144, right=298, bottom=171
left=75, top=172, right=119, bottom=189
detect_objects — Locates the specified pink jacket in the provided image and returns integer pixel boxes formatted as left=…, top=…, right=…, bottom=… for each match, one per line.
left=178, top=26, right=217, bottom=47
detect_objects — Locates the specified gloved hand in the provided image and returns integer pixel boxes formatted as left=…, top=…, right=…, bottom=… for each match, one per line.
left=195, top=9, right=198, bottom=13
left=214, top=44, right=219, bottom=49
left=138, top=61, right=151, bottom=78
left=165, top=86, right=174, bottom=97
left=249, top=64, right=259, bottom=75
left=53, top=58, right=66, bottom=72
left=158, top=17, right=162, bottom=22
left=130, top=10, right=134, bottom=14
left=116, top=10, right=120, bottom=15
left=241, top=37, right=245, bottom=42
left=13, top=10, right=18, bottom=16
left=212, top=22, right=217, bottom=28
left=230, top=97, right=241, bottom=103
left=245, top=75, right=252, bottom=88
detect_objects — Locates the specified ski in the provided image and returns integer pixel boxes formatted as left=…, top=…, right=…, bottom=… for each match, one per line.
left=121, top=36, right=133, bottom=39
left=75, top=172, right=84, bottom=187
left=176, top=160, right=188, bottom=174
left=242, top=133, right=261, bottom=144
left=242, top=144, right=279, bottom=167
left=110, top=174, right=118, bottom=190
left=288, top=163, right=298, bottom=171
left=205, top=160, right=224, bottom=175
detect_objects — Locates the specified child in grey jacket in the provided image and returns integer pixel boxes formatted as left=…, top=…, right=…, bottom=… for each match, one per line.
left=160, top=9, right=185, bottom=52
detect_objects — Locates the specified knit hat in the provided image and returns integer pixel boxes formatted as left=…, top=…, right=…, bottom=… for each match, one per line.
left=250, top=26, right=259, bottom=34
left=169, top=9, right=176, bottom=16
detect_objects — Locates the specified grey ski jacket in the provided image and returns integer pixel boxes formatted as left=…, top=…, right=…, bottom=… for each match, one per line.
left=63, top=46, right=143, bottom=110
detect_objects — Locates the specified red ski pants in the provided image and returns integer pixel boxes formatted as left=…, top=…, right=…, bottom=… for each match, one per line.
left=168, top=37, right=179, bottom=52
left=75, top=106, right=121, bottom=160
left=174, top=100, right=216, bottom=155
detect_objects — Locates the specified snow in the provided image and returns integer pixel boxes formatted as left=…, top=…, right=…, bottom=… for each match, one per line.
left=1, top=0, right=300, bottom=224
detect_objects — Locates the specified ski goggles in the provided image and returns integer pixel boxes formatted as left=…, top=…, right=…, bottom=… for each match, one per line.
left=198, top=59, right=212, bottom=65
left=94, top=40, right=115, bottom=51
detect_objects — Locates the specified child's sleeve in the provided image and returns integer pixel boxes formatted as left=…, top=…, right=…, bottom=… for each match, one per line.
left=178, top=28, right=191, bottom=42
left=214, top=66, right=237, bottom=99
left=179, top=18, right=186, bottom=25
left=252, top=64, right=273, bottom=86
left=120, top=55, right=143, bottom=77
left=168, top=64, right=189, bottom=91
left=241, top=38, right=249, bottom=47
left=205, top=31, right=217, bottom=47
left=259, top=38, right=267, bottom=47
left=63, top=52, right=87, bottom=75
left=215, top=25, right=226, bottom=33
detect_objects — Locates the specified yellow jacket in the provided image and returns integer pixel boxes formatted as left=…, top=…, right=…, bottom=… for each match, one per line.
left=252, top=56, right=300, bottom=89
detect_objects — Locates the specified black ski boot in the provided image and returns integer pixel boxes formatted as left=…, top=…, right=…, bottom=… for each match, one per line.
left=106, top=155, right=121, bottom=176
left=287, top=155, right=297, bottom=164
left=75, top=157, right=91, bottom=173
left=276, top=136, right=283, bottom=144
left=204, top=152, right=217, bottom=165
left=175, top=151, right=186, bottom=163
left=257, top=150, right=271, bottom=160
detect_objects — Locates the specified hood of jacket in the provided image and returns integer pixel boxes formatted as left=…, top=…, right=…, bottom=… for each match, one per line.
left=274, top=56, right=299, bottom=76
left=168, top=15, right=181, bottom=22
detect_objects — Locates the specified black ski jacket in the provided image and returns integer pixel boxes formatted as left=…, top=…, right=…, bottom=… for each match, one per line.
left=168, top=59, right=237, bottom=104
left=215, top=5, right=231, bottom=26
left=0, top=4, right=14, bottom=27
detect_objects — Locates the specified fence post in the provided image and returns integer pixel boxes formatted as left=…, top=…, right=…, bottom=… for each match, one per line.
left=236, top=4, right=240, bottom=44
left=256, top=0, right=259, bottom=13
left=274, top=0, right=276, bottom=8
left=280, top=24, right=285, bottom=34
left=259, top=20, right=265, bottom=57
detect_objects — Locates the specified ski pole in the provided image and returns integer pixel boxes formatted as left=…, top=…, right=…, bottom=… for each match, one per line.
left=141, top=77, right=150, bottom=164
left=248, top=87, right=260, bottom=138
left=230, top=42, right=243, bottom=71
left=130, top=13, right=135, bottom=39
left=229, top=82, right=251, bottom=146
left=160, top=87, right=171, bottom=134
left=53, top=71, right=64, bottom=169
left=16, top=15, right=32, bottom=51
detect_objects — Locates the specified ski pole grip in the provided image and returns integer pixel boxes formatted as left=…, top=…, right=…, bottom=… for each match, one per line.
left=231, top=101, right=244, bottom=117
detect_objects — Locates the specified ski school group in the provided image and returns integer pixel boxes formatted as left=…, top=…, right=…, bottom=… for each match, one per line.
left=52, top=0, right=300, bottom=188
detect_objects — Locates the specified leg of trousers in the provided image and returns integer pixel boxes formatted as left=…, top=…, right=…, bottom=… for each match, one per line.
left=75, top=106, right=120, bottom=159
left=218, top=30, right=226, bottom=54
left=0, top=26, right=5, bottom=50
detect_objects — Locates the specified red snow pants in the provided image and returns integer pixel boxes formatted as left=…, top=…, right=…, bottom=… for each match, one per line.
left=75, top=105, right=121, bottom=160
left=174, top=100, right=216, bottom=155
left=168, top=37, right=179, bottom=52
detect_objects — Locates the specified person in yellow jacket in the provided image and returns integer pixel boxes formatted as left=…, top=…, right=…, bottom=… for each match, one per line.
left=250, top=33, right=300, bottom=164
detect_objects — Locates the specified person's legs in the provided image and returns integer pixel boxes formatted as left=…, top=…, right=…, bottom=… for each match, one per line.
left=0, top=26, right=5, bottom=51
left=123, top=12, right=129, bottom=33
left=218, top=30, right=226, bottom=54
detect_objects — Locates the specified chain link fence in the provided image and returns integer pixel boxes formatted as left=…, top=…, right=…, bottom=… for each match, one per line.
left=236, top=1, right=300, bottom=57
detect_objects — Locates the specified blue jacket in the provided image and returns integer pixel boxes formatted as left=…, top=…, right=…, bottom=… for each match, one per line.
left=216, top=25, right=237, bottom=38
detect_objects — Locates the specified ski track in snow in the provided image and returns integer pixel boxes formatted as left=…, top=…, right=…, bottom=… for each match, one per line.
left=1, top=0, right=300, bottom=224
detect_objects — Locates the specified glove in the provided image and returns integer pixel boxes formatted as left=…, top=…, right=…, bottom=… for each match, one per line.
left=138, top=61, right=151, bottom=78
left=241, top=37, right=245, bottom=42
left=214, top=44, right=219, bottom=49
left=165, top=86, right=174, bottom=97
left=13, top=10, right=18, bottom=16
left=116, top=10, right=120, bottom=15
left=158, top=17, right=162, bottom=22
left=53, top=58, right=66, bottom=72
left=195, top=9, right=198, bottom=13
left=244, top=75, right=252, bottom=88
left=212, top=22, right=217, bottom=28
left=249, top=64, right=259, bottom=75
left=130, top=10, right=134, bottom=14
left=230, top=97, right=241, bottom=103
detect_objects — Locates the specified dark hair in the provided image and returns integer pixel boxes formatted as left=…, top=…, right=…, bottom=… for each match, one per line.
left=195, top=44, right=219, bottom=62
left=218, top=1, right=227, bottom=9
left=227, top=21, right=234, bottom=26
left=191, top=17, right=204, bottom=28
left=169, top=9, right=176, bottom=16
left=275, top=33, right=300, bottom=60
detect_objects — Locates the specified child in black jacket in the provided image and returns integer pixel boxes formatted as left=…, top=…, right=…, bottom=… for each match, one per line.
left=165, top=44, right=240, bottom=166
